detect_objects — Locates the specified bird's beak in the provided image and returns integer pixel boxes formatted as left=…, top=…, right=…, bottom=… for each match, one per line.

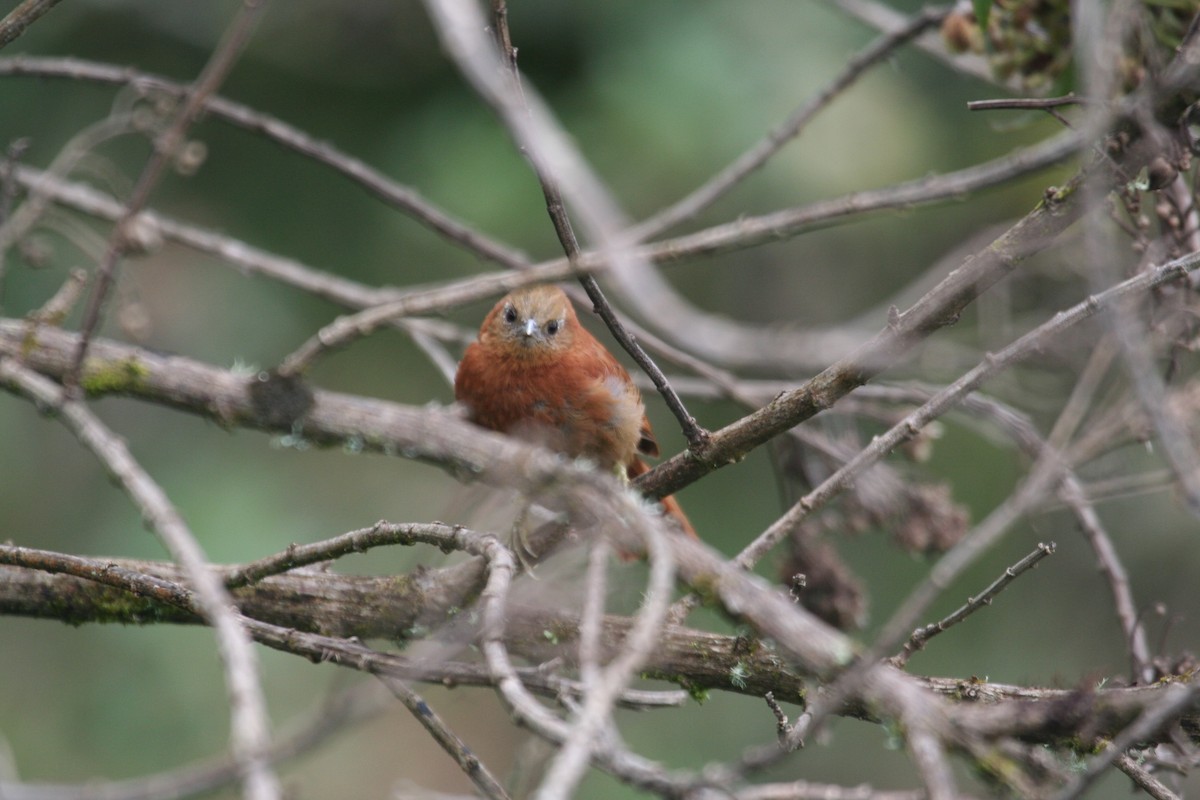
left=522, top=319, right=539, bottom=338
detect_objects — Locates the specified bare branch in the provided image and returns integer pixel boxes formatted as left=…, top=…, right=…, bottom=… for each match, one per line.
left=377, top=676, right=512, bottom=800
left=831, top=0, right=999, bottom=85
left=0, top=0, right=63, bottom=50
left=1073, top=1, right=1200, bottom=521
left=1049, top=682, right=1200, bottom=800
left=0, top=135, right=29, bottom=308
left=4, top=2, right=1199, bottom=793
left=737, top=782, right=925, bottom=800
left=7, top=135, right=1077, bottom=375
left=0, top=358, right=281, bottom=800
left=223, top=520, right=499, bottom=589
left=0, top=55, right=530, bottom=269
left=66, top=0, right=269, bottom=395
left=747, top=248, right=1200, bottom=747
left=1115, top=752, right=1181, bottom=800
left=633, top=4, right=946, bottom=240
left=728, top=248, right=1200, bottom=573
left=3, top=545, right=1198, bottom=748
left=24, top=266, right=87, bottom=327
left=638, top=161, right=1093, bottom=501
left=893, top=542, right=1057, bottom=668
left=968, top=94, right=1088, bottom=112
left=855, top=384, right=1154, bottom=683
left=612, top=131, right=1081, bottom=372
left=532, top=499, right=676, bottom=799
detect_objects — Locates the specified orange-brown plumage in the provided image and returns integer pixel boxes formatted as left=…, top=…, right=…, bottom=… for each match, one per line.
left=455, top=284, right=695, bottom=539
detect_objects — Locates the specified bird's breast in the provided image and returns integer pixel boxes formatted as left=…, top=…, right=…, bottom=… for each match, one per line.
left=456, top=349, right=643, bottom=470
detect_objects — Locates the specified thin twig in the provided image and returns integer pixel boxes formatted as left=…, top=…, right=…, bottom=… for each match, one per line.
left=224, top=520, right=496, bottom=588
left=610, top=130, right=1081, bottom=372
left=410, top=326, right=460, bottom=386
left=892, top=542, right=1056, bottom=667
left=1069, top=469, right=1175, bottom=504
left=730, top=247, right=1200, bottom=571
left=749, top=249, right=1200, bottom=749
left=1115, top=752, right=1181, bottom=800
left=0, top=0, right=63, bottom=50
left=641, top=131, right=1077, bottom=266
left=0, top=56, right=530, bottom=270
left=737, top=781, right=925, bottom=800
left=24, top=266, right=87, bottom=331
left=0, top=358, right=281, bottom=800
left=634, top=151, right=1091, bottom=503
left=854, top=383, right=1153, bottom=683
left=0, top=136, right=29, bottom=309
left=66, top=0, right=268, bottom=394
left=272, top=261, right=592, bottom=377
left=532, top=495, right=676, bottom=800
left=763, top=692, right=791, bottom=743
left=0, top=682, right=384, bottom=800
left=967, top=94, right=1087, bottom=112
left=578, top=276, right=710, bottom=450
left=633, top=4, right=946, bottom=240
left=377, top=676, right=512, bottom=800
left=832, top=0, right=999, bottom=86
left=8, top=130, right=1079, bottom=378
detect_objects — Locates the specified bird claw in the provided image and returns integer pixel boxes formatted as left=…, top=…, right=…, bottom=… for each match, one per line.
left=509, top=506, right=541, bottom=578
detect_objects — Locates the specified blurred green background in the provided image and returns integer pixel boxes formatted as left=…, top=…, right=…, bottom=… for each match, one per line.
left=1, top=0, right=1197, bottom=797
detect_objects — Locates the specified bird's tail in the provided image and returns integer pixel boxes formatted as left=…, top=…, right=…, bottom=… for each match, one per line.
left=626, top=458, right=697, bottom=539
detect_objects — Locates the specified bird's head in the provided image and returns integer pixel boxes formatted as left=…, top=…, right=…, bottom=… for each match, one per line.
left=481, top=284, right=578, bottom=357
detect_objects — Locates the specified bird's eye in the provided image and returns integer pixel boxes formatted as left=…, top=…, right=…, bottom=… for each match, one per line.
left=546, top=319, right=561, bottom=335
left=503, top=306, right=517, bottom=324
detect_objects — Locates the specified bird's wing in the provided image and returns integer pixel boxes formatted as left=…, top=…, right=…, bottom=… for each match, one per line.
left=574, top=330, right=659, bottom=458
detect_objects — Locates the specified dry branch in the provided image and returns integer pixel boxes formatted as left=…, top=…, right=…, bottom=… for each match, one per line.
left=2, top=549, right=1197, bottom=753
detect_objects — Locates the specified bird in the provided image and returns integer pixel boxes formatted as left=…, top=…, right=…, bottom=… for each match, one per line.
left=454, top=284, right=696, bottom=542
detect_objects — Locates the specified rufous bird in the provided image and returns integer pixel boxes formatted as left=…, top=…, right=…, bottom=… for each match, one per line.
left=454, top=284, right=696, bottom=540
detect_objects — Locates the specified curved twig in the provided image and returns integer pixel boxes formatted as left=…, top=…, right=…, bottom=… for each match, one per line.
left=0, top=55, right=529, bottom=270
left=632, top=4, right=946, bottom=240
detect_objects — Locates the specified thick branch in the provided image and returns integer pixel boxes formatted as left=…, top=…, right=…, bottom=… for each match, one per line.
left=639, top=175, right=1090, bottom=500
left=2, top=553, right=1197, bottom=749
